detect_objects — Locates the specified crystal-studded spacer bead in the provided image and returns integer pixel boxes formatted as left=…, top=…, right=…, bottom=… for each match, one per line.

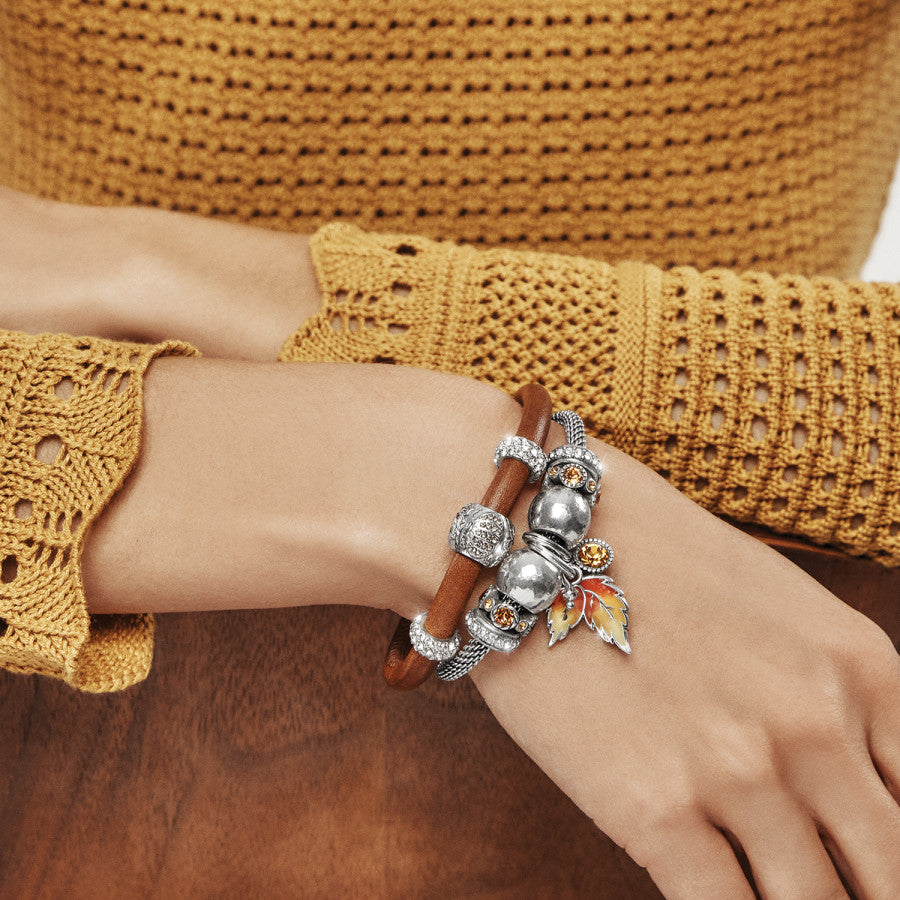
left=409, top=613, right=461, bottom=662
left=494, top=436, right=548, bottom=483
left=548, top=444, right=602, bottom=477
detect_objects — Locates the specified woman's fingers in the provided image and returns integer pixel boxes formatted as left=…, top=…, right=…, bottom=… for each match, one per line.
left=870, top=679, right=900, bottom=804
left=809, top=758, right=900, bottom=900
left=713, top=790, right=848, bottom=900
left=632, top=817, right=755, bottom=900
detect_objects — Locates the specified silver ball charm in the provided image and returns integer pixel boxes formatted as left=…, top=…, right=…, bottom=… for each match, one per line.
left=497, top=548, right=562, bottom=613
left=527, top=484, right=591, bottom=546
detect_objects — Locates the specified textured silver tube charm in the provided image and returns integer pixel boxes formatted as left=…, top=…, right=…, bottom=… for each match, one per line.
left=448, top=503, right=514, bottom=567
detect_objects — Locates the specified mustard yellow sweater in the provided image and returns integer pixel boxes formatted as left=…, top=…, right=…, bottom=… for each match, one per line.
left=1, top=0, right=899, bottom=690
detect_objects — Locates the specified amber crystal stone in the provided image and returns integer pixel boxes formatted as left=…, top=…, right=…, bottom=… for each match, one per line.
left=491, top=605, right=516, bottom=629
left=578, top=542, right=609, bottom=568
left=588, top=480, right=597, bottom=492
left=563, top=465, right=584, bottom=487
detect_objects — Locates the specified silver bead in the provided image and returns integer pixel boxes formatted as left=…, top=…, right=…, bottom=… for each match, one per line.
left=527, top=484, right=591, bottom=546
left=497, top=548, right=561, bottom=613
left=448, top=503, right=514, bottom=567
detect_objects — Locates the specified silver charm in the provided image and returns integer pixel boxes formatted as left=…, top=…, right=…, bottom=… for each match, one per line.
left=527, top=483, right=591, bottom=545
left=522, top=530, right=582, bottom=584
left=494, top=435, right=548, bottom=483
left=436, top=408, right=634, bottom=683
left=546, top=445, right=602, bottom=505
left=448, top=503, right=514, bottom=567
left=436, top=587, right=537, bottom=680
left=496, top=547, right=562, bottom=613
left=409, top=613, right=461, bottom=662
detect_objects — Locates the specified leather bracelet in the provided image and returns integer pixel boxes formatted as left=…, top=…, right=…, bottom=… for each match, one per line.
left=383, top=382, right=553, bottom=690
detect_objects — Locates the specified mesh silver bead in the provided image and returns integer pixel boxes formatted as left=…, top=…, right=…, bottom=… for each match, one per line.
left=496, top=547, right=562, bottom=613
left=527, top=484, right=592, bottom=546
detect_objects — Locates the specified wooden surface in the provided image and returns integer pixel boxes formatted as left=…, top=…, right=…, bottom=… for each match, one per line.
left=1, top=548, right=898, bottom=899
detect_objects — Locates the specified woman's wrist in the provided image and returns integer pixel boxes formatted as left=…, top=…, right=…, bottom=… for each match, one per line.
left=80, top=356, right=530, bottom=620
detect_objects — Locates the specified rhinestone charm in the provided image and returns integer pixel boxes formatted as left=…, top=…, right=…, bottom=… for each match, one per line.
left=409, top=614, right=461, bottom=662
left=464, top=586, right=539, bottom=653
left=448, top=503, right=514, bottom=567
left=494, top=435, right=549, bottom=482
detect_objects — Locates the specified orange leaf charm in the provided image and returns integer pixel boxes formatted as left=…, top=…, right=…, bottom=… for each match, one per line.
left=546, top=576, right=631, bottom=653
left=583, top=576, right=630, bottom=653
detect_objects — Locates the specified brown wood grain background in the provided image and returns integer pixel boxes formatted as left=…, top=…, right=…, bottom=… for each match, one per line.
left=1, top=547, right=898, bottom=899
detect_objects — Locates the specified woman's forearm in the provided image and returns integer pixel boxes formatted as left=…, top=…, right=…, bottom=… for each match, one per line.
left=1, top=185, right=318, bottom=360
left=80, top=357, right=526, bottom=619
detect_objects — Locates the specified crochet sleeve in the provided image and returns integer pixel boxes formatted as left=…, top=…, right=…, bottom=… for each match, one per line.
left=0, top=330, right=198, bottom=692
left=281, top=223, right=900, bottom=567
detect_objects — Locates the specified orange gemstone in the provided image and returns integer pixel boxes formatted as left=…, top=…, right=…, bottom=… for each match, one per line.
left=588, top=480, right=597, bottom=492
left=517, top=621, right=528, bottom=632
left=483, top=598, right=493, bottom=610
left=578, top=542, right=609, bottom=568
left=563, top=465, right=583, bottom=487
left=549, top=466, right=559, bottom=478
left=491, top=605, right=516, bottom=629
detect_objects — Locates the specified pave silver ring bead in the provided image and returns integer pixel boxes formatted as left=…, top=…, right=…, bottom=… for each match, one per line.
left=546, top=444, right=603, bottom=505
left=493, top=435, right=548, bottom=483
left=448, top=503, right=515, bottom=567
left=409, top=613, right=462, bottom=662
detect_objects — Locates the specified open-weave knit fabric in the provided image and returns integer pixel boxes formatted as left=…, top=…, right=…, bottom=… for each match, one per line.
left=1, top=0, right=898, bottom=278
left=0, top=331, right=198, bottom=691
left=282, top=223, right=900, bottom=566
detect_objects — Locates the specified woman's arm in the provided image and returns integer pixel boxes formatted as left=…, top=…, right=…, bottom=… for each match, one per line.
left=0, top=186, right=316, bottom=360
left=80, top=350, right=900, bottom=899
left=80, top=357, right=521, bottom=620
left=4, top=187, right=898, bottom=898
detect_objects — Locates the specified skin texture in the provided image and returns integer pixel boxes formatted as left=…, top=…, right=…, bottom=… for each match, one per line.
left=1, top=186, right=898, bottom=899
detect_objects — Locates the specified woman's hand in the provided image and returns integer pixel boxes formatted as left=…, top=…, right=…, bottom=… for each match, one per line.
left=471, top=429, right=900, bottom=899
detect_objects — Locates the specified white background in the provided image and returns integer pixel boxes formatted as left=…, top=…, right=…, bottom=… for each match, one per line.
left=862, top=155, right=900, bottom=281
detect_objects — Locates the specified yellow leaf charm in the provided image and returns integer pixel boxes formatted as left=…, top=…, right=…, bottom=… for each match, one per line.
left=546, top=576, right=631, bottom=653
left=547, top=592, right=587, bottom=646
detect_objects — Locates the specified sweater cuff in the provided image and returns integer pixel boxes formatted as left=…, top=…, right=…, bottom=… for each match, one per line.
left=0, top=331, right=199, bottom=692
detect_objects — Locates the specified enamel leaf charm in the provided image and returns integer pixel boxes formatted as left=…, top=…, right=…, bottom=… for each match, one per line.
left=546, top=575, right=631, bottom=653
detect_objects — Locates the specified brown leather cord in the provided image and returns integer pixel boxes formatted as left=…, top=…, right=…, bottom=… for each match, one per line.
left=383, top=383, right=554, bottom=690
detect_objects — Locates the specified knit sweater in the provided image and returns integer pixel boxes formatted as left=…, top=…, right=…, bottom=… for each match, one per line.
left=0, top=332, right=197, bottom=691
left=1, top=0, right=899, bottom=690
left=1, top=0, right=898, bottom=276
